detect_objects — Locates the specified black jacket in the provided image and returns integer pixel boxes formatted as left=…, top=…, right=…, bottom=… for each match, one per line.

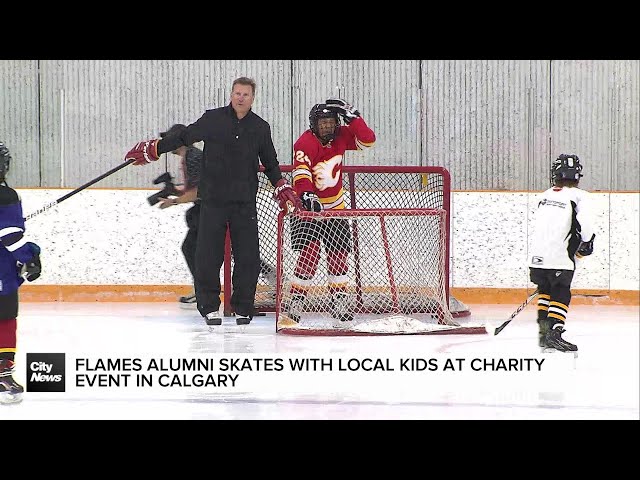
left=158, top=104, right=284, bottom=204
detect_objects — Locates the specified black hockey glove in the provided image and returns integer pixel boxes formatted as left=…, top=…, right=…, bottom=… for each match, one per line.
left=17, top=242, right=42, bottom=281
left=0, top=142, right=10, bottom=159
left=300, top=191, right=322, bottom=212
left=325, top=98, right=360, bottom=124
left=576, top=234, right=595, bottom=258
left=0, top=142, right=11, bottom=174
left=24, top=254, right=42, bottom=282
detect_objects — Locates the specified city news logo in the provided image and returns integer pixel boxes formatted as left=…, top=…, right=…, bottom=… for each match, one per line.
left=26, top=353, right=65, bottom=392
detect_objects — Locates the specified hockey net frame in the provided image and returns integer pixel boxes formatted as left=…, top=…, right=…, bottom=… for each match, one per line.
left=275, top=208, right=485, bottom=336
left=222, top=166, right=479, bottom=332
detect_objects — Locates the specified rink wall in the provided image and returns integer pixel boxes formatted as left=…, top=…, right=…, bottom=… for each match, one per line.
left=16, top=188, right=639, bottom=305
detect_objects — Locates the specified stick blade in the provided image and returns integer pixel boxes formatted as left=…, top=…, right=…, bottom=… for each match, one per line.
left=493, top=321, right=509, bottom=336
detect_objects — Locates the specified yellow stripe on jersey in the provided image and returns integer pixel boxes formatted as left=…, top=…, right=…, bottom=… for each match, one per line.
left=324, top=201, right=345, bottom=210
left=292, top=165, right=312, bottom=184
left=320, top=194, right=345, bottom=210
left=320, top=189, right=345, bottom=204
left=355, top=138, right=375, bottom=150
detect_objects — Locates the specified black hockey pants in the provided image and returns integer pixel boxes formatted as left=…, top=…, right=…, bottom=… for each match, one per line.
left=181, top=203, right=200, bottom=281
left=194, top=201, right=260, bottom=318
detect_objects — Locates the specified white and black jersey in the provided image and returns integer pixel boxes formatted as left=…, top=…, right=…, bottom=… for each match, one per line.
left=529, top=186, right=594, bottom=271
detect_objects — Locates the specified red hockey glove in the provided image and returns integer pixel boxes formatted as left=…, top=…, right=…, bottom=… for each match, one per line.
left=125, top=139, right=160, bottom=165
left=273, top=179, right=302, bottom=213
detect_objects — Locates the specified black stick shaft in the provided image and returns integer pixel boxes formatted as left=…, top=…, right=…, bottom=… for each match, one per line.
left=24, top=159, right=135, bottom=221
left=494, top=289, right=539, bottom=336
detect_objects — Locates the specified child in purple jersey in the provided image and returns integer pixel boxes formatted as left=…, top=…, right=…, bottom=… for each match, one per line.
left=0, top=141, right=42, bottom=404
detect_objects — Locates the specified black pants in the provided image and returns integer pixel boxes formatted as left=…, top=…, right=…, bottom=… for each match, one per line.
left=529, top=267, right=574, bottom=319
left=181, top=203, right=200, bottom=281
left=0, top=291, right=18, bottom=319
left=194, top=201, right=260, bottom=318
left=530, top=267, right=574, bottom=305
left=290, top=217, right=352, bottom=252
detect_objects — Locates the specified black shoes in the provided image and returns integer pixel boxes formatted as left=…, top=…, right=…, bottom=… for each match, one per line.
left=203, top=312, right=252, bottom=326
left=204, top=312, right=222, bottom=326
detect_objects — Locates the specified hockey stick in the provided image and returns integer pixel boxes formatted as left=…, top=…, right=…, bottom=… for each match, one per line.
left=24, top=159, right=136, bottom=221
left=493, top=289, right=539, bottom=336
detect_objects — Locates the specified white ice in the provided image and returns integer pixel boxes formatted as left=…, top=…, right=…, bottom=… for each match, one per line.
left=2, top=302, right=638, bottom=420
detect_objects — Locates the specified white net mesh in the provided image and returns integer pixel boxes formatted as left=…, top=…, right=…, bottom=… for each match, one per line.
left=276, top=209, right=483, bottom=336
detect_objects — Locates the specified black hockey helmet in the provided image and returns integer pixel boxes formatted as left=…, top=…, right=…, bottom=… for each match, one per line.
left=0, top=142, right=11, bottom=180
left=551, top=154, right=583, bottom=184
left=309, top=103, right=340, bottom=143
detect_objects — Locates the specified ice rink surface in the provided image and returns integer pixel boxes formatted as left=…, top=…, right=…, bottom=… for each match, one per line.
left=2, top=301, right=638, bottom=420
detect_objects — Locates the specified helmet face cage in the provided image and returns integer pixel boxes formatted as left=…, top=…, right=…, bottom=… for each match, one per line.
left=551, top=154, right=583, bottom=185
left=309, top=104, right=340, bottom=143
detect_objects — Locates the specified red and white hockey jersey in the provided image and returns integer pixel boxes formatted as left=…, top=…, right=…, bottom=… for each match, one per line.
left=291, top=117, right=376, bottom=210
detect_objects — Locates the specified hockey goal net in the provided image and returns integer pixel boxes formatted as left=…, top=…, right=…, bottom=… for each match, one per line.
left=278, top=208, right=486, bottom=335
left=222, top=166, right=481, bottom=334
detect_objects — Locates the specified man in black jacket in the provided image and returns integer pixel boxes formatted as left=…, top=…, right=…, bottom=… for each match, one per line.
left=125, top=77, right=301, bottom=326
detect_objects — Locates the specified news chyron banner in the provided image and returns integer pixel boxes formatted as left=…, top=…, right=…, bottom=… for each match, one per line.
left=21, top=351, right=572, bottom=401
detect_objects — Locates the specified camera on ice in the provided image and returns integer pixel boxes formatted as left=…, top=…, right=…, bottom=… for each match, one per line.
left=337, top=358, right=394, bottom=371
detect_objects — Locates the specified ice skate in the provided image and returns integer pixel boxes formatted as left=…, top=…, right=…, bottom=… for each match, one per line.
left=260, top=261, right=278, bottom=300
left=179, top=292, right=197, bottom=309
left=0, top=360, right=24, bottom=405
left=286, top=294, right=306, bottom=323
left=204, top=311, right=222, bottom=327
left=263, top=268, right=277, bottom=289
left=543, top=324, right=578, bottom=355
left=331, top=292, right=354, bottom=322
left=537, top=318, right=552, bottom=348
